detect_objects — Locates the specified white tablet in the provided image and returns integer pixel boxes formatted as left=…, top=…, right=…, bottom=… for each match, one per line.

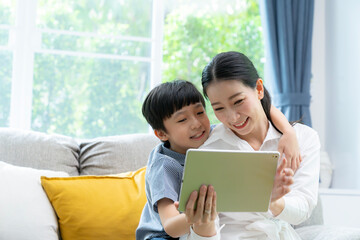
left=178, top=149, right=280, bottom=212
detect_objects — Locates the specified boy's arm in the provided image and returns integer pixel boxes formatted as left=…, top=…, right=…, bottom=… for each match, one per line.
left=270, top=105, right=301, bottom=171
left=158, top=198, right=190, bottom=237
left=157, top=185, right=218, bottom=238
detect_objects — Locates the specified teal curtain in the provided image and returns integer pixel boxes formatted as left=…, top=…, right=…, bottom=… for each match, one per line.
left=259, top=0, right=314, bottom=126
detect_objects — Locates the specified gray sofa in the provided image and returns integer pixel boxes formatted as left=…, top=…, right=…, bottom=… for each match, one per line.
left=0, top=127, right=359, bottom=240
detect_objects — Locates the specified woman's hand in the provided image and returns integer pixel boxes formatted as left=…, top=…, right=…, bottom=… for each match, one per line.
left=183, top=185, right=217, bottom=237
left=271, top=158, right=294, bottom=202
left=278, top=128, right=302, bottom=172
left=269, top=158, right=294, bottom=216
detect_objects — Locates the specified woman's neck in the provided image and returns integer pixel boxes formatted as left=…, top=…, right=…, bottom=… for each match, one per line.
left=234, top=114, right=269, bottom=151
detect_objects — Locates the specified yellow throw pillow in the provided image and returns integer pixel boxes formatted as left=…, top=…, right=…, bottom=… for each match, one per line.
left=41, top=167, right=147, bottom=240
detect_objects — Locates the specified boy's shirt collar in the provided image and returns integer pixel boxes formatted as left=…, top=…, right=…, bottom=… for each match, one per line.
left=160, top=143, right=186, bottom=166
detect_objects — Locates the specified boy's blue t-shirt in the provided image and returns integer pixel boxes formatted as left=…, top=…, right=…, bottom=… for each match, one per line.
left=136, top=142, right=185, bottom=240
left=136, top=125, right=215, bottom=240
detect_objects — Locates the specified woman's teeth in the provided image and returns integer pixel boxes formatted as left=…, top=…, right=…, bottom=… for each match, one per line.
left=235, top=118, right=247, bottom=127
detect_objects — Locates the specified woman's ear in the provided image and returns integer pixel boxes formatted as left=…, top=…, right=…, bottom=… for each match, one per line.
left=256, top=79, right=264, bottom=100
left=154, top=129, right=169, bottom=141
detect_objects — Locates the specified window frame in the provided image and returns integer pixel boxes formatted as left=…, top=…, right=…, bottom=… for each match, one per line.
left=8, top=0, right=164, bottom=133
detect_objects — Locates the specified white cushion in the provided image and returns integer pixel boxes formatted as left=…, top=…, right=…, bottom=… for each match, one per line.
left=0, top=161, right=69, bottom=240
left=296, top=225, right=360, bottom=239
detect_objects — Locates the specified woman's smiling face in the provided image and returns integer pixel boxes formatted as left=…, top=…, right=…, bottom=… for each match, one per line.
left=206, top=79, right=266, bottom=139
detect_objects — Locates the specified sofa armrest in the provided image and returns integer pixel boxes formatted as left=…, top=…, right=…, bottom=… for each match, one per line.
left=320, top=188, right=360, bottom=228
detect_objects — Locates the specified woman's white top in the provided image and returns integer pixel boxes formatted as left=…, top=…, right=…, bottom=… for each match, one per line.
left=199, top=122, right=321, bottom=240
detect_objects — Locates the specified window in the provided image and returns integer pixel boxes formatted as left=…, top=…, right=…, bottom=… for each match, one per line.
left=162, top=0, right=264, bottom=123
left=0, top=0, right=16, bottom=127
left=2, top=0, right=162, bottom=138
left=1, top=0, right=263, bottom=137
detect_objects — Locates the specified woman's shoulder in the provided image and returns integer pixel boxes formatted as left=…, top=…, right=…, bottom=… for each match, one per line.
left=292, top=122, right=318, bottom=135
left=293, top=123, right=320, bottom=147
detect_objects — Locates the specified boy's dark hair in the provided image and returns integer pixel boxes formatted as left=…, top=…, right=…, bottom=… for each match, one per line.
left=142, top=80, right=206, bottom=132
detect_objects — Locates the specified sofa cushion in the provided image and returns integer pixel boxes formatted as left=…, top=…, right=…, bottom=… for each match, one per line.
left=41, top=167, right=147, bottom=240
left=295, top=225, right=360, bottom=240
left=79, top=133, right=159, bottom=175
left=0, top=161, right=69, bottom=240
left=294, top=193, right=324, bottom=229
left=0, top=128, right=80, bottom=176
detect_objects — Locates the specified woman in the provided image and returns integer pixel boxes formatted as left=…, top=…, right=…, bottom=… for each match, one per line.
left=198, top=51, right=320, bottom=239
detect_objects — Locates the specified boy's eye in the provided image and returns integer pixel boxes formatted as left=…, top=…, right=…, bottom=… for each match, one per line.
left=177, top=118, right=186, bottom=123
left=214, top=107, right=224, bottom=111
left=197, top=111, right=204, bottom=115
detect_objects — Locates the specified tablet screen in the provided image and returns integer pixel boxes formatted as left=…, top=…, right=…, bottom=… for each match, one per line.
left=178, top=149, right=279, bottom=212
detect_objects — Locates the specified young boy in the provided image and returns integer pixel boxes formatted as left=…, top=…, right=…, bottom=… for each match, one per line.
left=136, top=80, right=297, bottom=240
left=136, top=80, right=218, bottom=240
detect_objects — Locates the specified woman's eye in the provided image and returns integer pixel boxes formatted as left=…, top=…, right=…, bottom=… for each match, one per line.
left=197, top=111, right=204, bottom=115
left=177, top=118, right=186, bottom=123
left=234, top=99, right=243, bottom=105
left=214, top=107, right=224, bottom=111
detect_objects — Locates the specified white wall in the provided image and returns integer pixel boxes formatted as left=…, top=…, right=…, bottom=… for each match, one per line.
left=311, top=0, right=326, bottom=148
left=311, top=0, right=360, bottom=189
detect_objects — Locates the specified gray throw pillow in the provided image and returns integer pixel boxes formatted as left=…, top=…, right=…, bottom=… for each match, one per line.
left=0, top=128, right=80, bottom=176
left=79, top=133, right=159, bottom=175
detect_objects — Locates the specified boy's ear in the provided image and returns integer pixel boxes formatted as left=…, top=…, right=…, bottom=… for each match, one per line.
left=154, top=129, right=169, bottom=142
left=256, top=78, right=264, bottom=100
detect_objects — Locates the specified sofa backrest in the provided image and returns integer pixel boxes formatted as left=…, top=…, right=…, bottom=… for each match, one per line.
left=79, top=133, right=159, bottom=175
left=0, top=128, right=80, bottom=176
left=0, top=128, right=160, bottom=176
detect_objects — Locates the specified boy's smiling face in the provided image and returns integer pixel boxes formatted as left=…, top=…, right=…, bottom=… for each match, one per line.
left=155, top=103, right=211, bottom=154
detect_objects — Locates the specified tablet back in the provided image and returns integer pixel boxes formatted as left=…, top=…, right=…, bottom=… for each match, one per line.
left=178, top=149, right=279, bottom=212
